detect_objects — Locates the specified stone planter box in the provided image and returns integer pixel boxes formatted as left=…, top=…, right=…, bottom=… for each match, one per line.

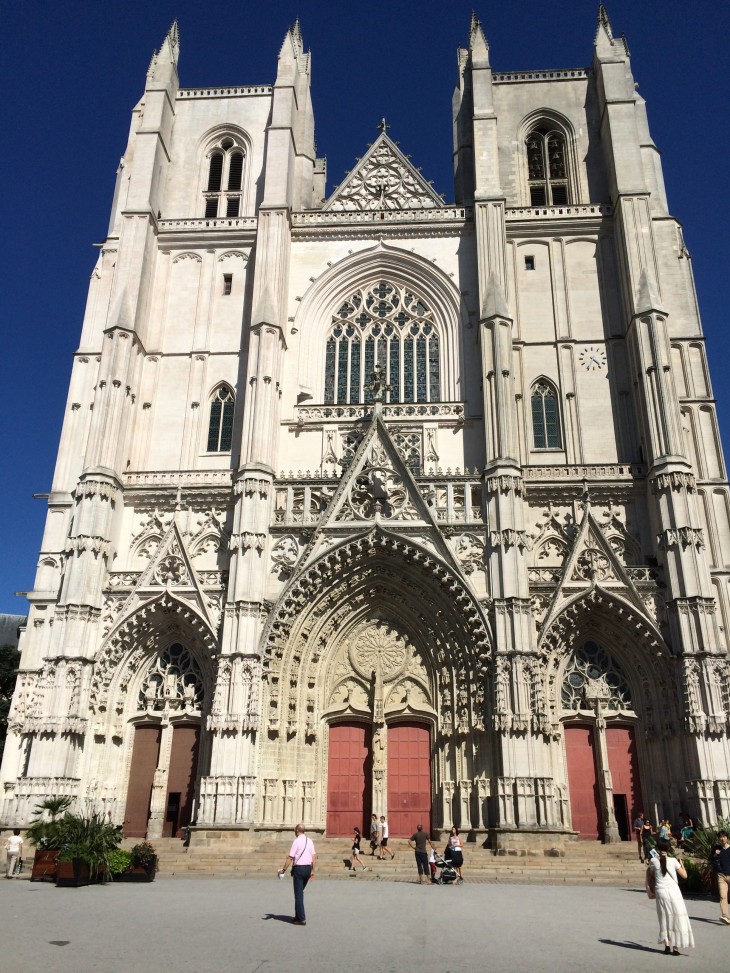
left=31, top=849, right=59, bottom=882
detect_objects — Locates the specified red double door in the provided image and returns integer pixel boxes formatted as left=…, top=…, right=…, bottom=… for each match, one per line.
left=565, top=724, right=640, bottom=840
left=327, top=721, right=431, bottom=837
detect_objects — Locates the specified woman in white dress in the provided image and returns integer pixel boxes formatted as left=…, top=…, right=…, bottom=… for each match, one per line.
left=646, top=839, right=695, bottom=956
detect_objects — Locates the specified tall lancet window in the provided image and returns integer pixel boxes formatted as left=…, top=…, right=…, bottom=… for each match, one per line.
left=531, top=380, right=561, bottom=449
left=526, top=128, right=569, bottom=206
left=323, top=281, right=440, bottom=405
left=207, top=385, right=234, bottom=452
left=203, top=138, right=246, bottom=218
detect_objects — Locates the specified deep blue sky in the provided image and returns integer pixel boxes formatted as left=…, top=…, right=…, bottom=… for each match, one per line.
left=1, top=1, right=728, bottom=615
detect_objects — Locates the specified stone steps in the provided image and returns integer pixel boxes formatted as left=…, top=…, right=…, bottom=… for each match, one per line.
left=146, top=836, right=645, bottom=885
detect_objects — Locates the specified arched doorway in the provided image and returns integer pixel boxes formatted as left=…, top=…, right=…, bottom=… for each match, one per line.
left=123, top=641, right=206, bottom=838
left=561, top=640, right=642, bottom=841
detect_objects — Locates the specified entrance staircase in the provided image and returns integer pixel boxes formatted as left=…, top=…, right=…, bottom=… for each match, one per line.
left=138, top=836, right=645, bottom=886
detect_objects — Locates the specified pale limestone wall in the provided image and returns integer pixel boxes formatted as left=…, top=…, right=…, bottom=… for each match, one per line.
left=2, top=16, right=730, bottom=841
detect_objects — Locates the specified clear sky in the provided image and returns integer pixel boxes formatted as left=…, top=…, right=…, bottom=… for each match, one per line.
left=1, top=0, right=728, bottom=615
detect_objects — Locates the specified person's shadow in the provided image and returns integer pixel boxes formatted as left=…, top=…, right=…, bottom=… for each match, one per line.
left=263, top=914, right=295, bottom=924
left=599, top=939, right=662, bottom=954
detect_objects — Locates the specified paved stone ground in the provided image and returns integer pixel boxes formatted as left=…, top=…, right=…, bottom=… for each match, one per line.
left=1, top=875, right=727, bottom=972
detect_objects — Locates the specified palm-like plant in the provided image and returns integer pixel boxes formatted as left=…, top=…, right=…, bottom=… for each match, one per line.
left=25, top=796, right=73, bottom=849
left=56, top=810, right=122, bottom=880
left=684, top=817, right=730, bottom=893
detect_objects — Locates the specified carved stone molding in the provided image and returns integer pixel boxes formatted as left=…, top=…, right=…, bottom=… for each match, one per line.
left=650, top=471, right=696, bottom=494
left=229, top=532, right=266, bottom=553
left=657, top=527, right=705, bottom=551
left=489, top=529, right=530, bottom=551
left=485, top=474, right=524, bottom=496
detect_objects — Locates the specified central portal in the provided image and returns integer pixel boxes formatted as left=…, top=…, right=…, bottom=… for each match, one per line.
left=326, top=722, right=372, bottom=836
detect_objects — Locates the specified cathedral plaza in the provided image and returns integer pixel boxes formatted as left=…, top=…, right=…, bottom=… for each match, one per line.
left=2, top=2, right=730, bottom=885
left=0, top=875, right=725, bottom=973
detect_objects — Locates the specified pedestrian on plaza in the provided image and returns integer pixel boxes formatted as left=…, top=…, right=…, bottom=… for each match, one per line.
left=278, top=823, right=316, bottom=926
left=350, top=827, right=368, bottom=872
left=641, top=818, right=655, bottom=860
left=408, top=823, right=434, bottom=885
left=710, top=829, right=730, bottom=925
left=645, top=838, right=694, bottom=955
left=369, top=813, right=380, bottom=856
left=4, top=829, right=23, bottom=879
left=633, top=810, right=645, bottom=862
left=379, top=816, right=394, bottom=860
left=445, top=825, right=464, bottom=881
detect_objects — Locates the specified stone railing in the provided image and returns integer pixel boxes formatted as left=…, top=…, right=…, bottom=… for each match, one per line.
left=506, top=203, right=611, bottom=221
left=293, top=206, right=471, bottom=226
left=523, top=463, right=642, bottom=481
left=293, top=401, right=466, bottom=424
left=157, top=216, right=257, bottom=232
left=177, top=86, right=272, bottom=99
left=494, top=68, right=590, bottom=83
left=124, top=470, right=234, bottom=488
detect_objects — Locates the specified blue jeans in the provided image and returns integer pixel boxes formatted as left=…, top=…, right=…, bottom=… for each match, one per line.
left=291, top=864, right=312, bottom=921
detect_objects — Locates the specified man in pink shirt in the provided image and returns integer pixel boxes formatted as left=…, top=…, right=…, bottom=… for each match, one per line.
left=279, top=823, right=317, bottom=925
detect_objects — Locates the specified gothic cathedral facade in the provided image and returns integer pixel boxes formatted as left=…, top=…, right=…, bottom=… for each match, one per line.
left=3, top=9, right=730, bottom=849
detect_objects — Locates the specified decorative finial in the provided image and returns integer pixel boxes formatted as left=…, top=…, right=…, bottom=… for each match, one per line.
left=366, top=362, right=391, bottom=411
left=378, top=117, right=389, bottom=133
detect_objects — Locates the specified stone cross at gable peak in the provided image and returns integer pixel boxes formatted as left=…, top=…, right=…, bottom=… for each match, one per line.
left=323, top=131, right=445, bottom=212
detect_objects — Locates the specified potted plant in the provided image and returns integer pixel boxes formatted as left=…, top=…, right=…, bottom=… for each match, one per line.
left=54, top=810, right=122, bottom=887
left=27, top=796, right=72, bottom=882
left=106, top=848, right=132, bottom=879
left=115, top=840, right=157, bottom=882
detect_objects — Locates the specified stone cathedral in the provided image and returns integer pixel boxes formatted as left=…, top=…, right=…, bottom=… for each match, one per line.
left=3, top=7, right=730, bottom=851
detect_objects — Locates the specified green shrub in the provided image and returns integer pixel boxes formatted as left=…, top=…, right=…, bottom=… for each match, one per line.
left=130, top=841, right=156, bottom=868
left=679, top=857, right=707, bottom=895
left=56, top=810, right=122, bottom=880
left=106, top=849, right=133, bottom=876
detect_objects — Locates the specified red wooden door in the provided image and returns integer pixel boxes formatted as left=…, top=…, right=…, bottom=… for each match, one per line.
left=565, top=725, right=602, bottom=840
left=387, top=722, right=431, bottom=837
left=166, top=724, right=200, bottom=837
left=327, top=722, right=372, bottom=836
left=606, top=725, right=641, bottom=839
left=125, top=726, right=162, bottom=838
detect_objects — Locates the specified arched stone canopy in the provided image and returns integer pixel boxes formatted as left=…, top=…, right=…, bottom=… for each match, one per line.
left=91, top=591, right=218, bottom=724
left=262, top=527, right=492, bottom=737
left=538, top=586, right=676, bottom=736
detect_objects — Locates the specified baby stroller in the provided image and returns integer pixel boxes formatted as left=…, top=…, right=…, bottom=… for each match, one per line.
left=432, top=853, right=462, bottom=885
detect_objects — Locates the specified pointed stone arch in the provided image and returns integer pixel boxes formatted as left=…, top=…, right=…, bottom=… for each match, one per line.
left=538, top=586, right=673, bottom=735
left=293, top=242, right=468, bottom=401
left=90, top=591, right=218, bottom=729
left=261, top=527, right=491, bottom=734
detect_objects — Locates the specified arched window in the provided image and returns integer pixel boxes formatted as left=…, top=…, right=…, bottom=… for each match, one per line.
left=531, top=381, right=561, bottom=449
left=526, top=128, right=569, bottom=206
left=203, top=138, right=246, bottom=218
left=207, top=385, right=234, bottom=452
left=323, top=281, right=440, bottom=405
left=561, top=640, right=633, bottom=712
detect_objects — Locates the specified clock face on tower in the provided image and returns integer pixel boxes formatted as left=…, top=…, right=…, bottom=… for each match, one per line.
left=579, top=346, right=607, bottom=371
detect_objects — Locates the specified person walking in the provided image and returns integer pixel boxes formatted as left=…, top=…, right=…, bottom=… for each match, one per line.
left=641, top=818, right=655, bottom=861
left=445, top=825, right=464, bottom=881
left=350, top=827, right=368, bottom=872
left=379, top=816, right=394, bottom=860
left=369, top=813, right=380, bottom=857
left=633, top=811, right=645, bottom=862
left=4, top=829, right=23, bottom=879
left=408, top=823, right=435, bottom=885
left=278, top=824, right=316, bottom=926
left=645, top=838, right=694, bottom=955
left=711, top=828, right=730, bottom=924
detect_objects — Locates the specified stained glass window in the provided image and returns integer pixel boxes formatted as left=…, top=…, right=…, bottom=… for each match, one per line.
left=207, top=385, right=235, bottom=452
left=531, top=381, right=561, bottom=449
left=323, top=281, right=440, bottom=404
